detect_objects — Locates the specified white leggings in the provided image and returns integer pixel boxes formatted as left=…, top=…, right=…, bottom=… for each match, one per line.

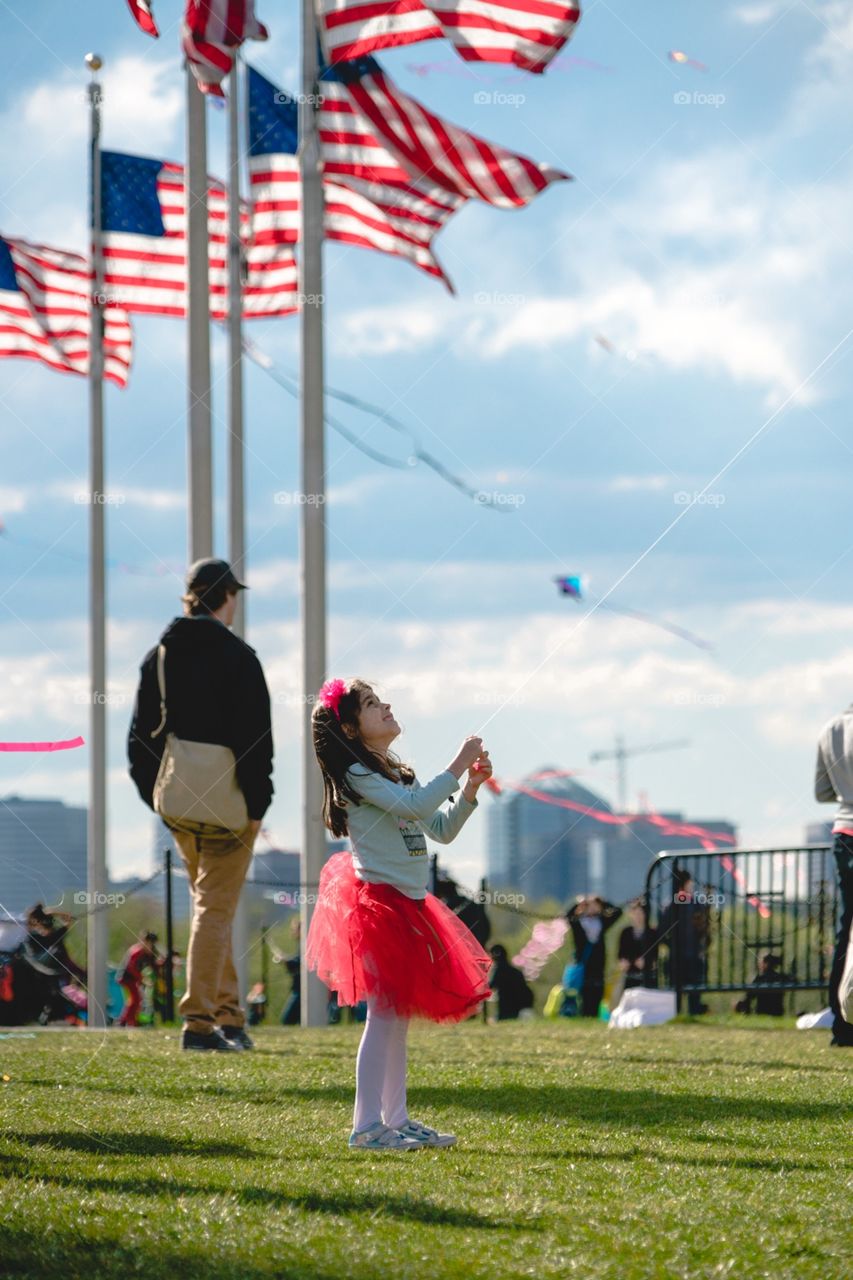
left=353, top=997, right=410, bottom=1133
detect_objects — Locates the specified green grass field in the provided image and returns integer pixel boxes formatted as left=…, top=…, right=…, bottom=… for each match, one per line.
left=0, top=1019, right=849, bottom=1280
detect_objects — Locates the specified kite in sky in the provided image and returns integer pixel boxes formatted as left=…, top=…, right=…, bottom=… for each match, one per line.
left=0, top=737, right=84, bottom=752
left=668, top=50, right=708, bottom=71
left=554, top=574, right=713, bottom=651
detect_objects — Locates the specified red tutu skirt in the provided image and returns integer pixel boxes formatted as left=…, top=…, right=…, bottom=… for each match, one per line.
left=306, top=851, right=492, bottom=1023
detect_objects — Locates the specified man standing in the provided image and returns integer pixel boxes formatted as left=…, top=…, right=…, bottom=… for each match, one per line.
left=128, top=559, right=274, bottom=1052
left=815, top=707, right=853, bottom=1047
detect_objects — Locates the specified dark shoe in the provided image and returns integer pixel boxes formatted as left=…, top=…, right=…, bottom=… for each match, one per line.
left=181, top=1028, right=238, bottom=1052
left=829, top=1036, right=853, bottom=1047
left=220, top=1025, right=254, bottom=1050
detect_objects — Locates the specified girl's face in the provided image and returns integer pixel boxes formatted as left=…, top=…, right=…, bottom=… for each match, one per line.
left=356, top=686, right=400, bottom=752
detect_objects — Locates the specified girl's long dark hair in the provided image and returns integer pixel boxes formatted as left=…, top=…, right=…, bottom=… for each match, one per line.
left=312, top=679, right=414, bottom=837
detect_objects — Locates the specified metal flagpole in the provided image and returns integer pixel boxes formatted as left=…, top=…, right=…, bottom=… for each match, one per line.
left=85, top=52, right=108, bottom=1030
left=227, top=56, right=249, bottom=1006
left=299, top=6, right=328, bottom=1026
left=185, top=64, right=213, bottom=560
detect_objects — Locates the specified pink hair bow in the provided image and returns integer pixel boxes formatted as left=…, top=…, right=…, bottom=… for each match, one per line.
left=318, top=677, right=347, bottom=720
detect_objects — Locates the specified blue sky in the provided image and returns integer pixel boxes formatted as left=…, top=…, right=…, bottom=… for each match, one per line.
left=1, top=1, right=852, bottom=888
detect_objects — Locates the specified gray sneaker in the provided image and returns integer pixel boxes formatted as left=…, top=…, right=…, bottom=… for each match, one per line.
left=397, top=1119, right=457, bottom=1148
left=181, top=1028, right=238, bottom=1052
left=348, top=1122, right=421, bottom=1151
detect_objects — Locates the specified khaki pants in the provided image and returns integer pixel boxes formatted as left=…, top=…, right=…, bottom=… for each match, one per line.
left=173, top=825, right=255, bottom=1035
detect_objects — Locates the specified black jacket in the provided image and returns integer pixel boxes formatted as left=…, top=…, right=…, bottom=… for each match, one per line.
left=618, top=924, right=659, bottom=976
left=127, top=615, right=274, bottom=821
left=566, top=902, right=623, bottom=981
left=488, top=957, right=534, bottom=1020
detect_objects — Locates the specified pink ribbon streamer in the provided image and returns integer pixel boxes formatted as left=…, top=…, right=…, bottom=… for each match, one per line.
left=0, top=736, right=85, bottom=752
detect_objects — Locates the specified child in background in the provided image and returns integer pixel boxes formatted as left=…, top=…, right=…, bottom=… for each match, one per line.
left=306, top=678, right=492, bottom=1151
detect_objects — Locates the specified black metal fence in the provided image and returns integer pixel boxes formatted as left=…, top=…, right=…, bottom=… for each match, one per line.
left=643, top=846, right=840, bottom=1012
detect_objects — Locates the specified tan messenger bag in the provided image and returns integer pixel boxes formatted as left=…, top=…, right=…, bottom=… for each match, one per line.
left=151, top=643, right=248, bottom=838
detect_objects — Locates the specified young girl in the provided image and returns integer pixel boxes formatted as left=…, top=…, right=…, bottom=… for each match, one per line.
left=306, top=677, right=493, bottom=1151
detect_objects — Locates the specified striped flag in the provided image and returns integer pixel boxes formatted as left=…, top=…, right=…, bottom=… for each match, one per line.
left=124, top=2, right=269, bottom=95
left=182, top=0, right=269, bottom=96
left=331, top=54, right=569, bottom=207
left=0, top=235, right=132, bottom=387
left=318, top=0, right=582, bottom=74
left=125, top=1, right=159, bottom=36
left=100, top=150, right=298, bottom=319
left=248, top=65, right=459, bottom=288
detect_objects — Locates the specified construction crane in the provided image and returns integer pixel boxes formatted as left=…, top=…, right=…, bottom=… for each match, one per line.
left=589, top=735, right=690, bottom=814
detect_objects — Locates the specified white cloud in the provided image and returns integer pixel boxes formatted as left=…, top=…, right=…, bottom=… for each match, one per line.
left=332, top=302, right=447, bottom=356
left=4, top=593, right=850, bottom=865
left=45, top=480, right=186, bottom=510
left=733, top=2, right=791, bottom=25
left=789, top=0, right=853, bottom=130
left=22, top=56, right=183, bottom=155
left=335, top=140, right=851, bottom=404
left=0, top=488, right=28, bottom=515
left=607, top=474, right=670, bottom=493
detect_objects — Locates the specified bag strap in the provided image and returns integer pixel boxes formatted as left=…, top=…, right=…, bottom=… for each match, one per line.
left=150, top=644, right=167, bottom=739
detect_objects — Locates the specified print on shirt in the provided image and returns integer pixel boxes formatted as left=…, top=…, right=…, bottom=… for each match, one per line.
left=398, top=818, right=427, bottom=857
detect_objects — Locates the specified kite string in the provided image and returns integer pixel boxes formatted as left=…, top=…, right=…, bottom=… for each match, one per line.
left=241, top=334, right=512, bottom=512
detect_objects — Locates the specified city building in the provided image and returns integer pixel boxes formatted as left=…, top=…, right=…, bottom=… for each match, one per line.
left=486, top=768, right=737, bottom=906
left=0, top=794, right=87, bottom=917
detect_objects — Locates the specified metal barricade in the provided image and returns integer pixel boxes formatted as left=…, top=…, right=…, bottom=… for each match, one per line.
left=643, top=846, right=840, bottom=1011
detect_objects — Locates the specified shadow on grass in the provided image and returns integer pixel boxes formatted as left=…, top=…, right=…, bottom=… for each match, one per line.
left=12, top=1131, right=259, bottom=1158
left=0, top=1154, right=519, bottom=1231
left=401, top=1083, right=851, bottom=1126
left=462, top=1146, right=840, bottom=1173
left=13, top=1080, right=850, bottom=1127
left=578, top=1053, right=842, bottom=1074
left=0, top=1229, right=341, bottom=1280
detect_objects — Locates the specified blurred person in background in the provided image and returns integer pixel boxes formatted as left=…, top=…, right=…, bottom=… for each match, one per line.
left=116, top=931, right=160, bottom=1027
left=487, top=944, right=534, bottom=1021
left=815, top=708, right=853, bottom=1046
left=617, top=898, right=659, bottom=990
left=658, top=872, right=710, bottom=1015
left=566, top=895, right=623, bottom=1017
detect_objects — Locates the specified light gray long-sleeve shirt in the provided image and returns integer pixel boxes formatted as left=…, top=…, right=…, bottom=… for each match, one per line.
left=345, top=764, right=478, bottom=899
left=815, top=704, right=853, bottom=831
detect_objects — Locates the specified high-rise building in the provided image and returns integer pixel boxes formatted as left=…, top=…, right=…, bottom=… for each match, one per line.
left=0, top=794, right=87, bottom=917
left=251, top=847, right=301, bottom=890
left=486, top=768, right=737, bottom=906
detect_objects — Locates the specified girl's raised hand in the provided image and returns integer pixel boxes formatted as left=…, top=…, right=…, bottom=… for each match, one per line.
left=449, top=735, right=484, bottom=777
left=470, top=751, right=493, bottom=784
left=464, top=751, right=492, bottom=800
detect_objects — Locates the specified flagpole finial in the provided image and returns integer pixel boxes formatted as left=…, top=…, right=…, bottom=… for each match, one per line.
left=85, top=53, right=103, bottom=74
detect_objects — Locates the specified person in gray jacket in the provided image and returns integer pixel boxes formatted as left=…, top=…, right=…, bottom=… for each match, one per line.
left=815, top=707, right=853, bottom=1046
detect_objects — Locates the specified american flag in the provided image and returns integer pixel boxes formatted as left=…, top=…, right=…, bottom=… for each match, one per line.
left=183, top=0, right=269, bottom=96
left=0, top=235, right=132, bottom=387
left=248, top=65, right=460, bottom=288
left=124, top=1, right=269, bottom=96
left=333, top=54, right=570, bottom=207
left=318, top=0, right=582, bottom=74
left=100, top=150, right=298, bottom=319
left=125, top=1, right=159, bottom=37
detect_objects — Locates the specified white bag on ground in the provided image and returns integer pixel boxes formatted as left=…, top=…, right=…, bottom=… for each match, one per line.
left=609, top=987, right=677, bottom=1029
left=796, top=1007, right=833, bottom=1030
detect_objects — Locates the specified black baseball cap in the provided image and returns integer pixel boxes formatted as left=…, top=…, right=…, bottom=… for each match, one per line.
left=185, top=557, right=248, bottom=594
